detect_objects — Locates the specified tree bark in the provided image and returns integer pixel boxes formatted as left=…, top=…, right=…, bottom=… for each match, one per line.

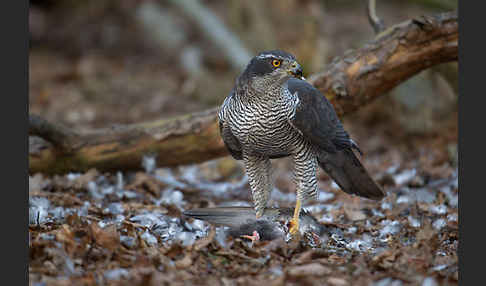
left=29, top=11, right=458, bottom=175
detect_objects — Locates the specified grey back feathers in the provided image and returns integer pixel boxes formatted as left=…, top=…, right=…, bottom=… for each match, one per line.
left=288, top=78, right=351, bottom=154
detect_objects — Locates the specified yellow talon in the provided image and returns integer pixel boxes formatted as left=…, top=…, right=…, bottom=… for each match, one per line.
left=289, top=218, right=300, bottom=235
left=255, top=210, right=263, bottom=219
left=289, top=198, right=301, bottom=235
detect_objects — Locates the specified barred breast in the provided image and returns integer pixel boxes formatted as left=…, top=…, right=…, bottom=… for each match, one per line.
left=222, top=86, right=307, bottom=157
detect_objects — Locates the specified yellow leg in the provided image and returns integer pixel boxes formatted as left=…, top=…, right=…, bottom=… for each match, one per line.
left=255, top=209, right=263, bottom=219
left=289, top=198, right=301, bottom=235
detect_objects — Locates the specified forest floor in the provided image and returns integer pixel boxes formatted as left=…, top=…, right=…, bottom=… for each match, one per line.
left=29, top=107, right=458, bottom=285
left=29, top=2, right=458, bottom=285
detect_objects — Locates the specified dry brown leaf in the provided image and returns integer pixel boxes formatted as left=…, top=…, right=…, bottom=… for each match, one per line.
left=371, top=249, right=397, bottom=269
left=343, top=205, right=367, bottom=221
left=416, top=222, right=436, bottom=242
left=193, top=227, right=216, bottom=251
left=89, top=222, right=119, bottom=252
left=72, top=169, right=99, bottom=189
left=175, top=253, right=193, bottom=269
left=287, top=263, right=331, bottom=277
left=327, top=277, right=349, bottom=286
left=125, top=172, right=164, bottom=196
left=55, top=224, right=76, bottom=254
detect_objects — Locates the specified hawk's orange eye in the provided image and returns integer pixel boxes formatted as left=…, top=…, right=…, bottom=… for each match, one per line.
left=272, top=59, right=281, bottom=67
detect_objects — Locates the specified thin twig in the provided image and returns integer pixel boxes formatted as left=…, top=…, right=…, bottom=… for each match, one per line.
left=168, top=0, right=252, bottom=70
left=367, top=0, right=385, bottom=34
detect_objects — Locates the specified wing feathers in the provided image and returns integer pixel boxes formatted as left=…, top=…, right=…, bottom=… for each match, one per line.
left=288, top=78, right=384, bottom=200
left=288, top=78, right=352, bottom=154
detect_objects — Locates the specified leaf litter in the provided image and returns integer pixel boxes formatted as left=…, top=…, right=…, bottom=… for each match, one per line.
left=29, top=142, right=458, bottom=286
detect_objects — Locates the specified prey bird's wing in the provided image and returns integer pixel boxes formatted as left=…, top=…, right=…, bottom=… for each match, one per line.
left=218, top=90, right=243, bottom=160
left=184, top=206, right=328, bottom=240
left=288, top=79, right=385, bottom=200
left=184, top=207, right=288, bottom=241
left=183, top=207, right=281, bottom=227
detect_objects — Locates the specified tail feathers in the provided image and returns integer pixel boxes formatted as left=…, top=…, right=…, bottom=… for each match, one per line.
left=318, top=149, right=385, bottom=200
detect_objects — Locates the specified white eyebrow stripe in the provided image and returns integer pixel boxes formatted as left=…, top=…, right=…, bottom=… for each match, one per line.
left=256, top=54, right=281, bottom=59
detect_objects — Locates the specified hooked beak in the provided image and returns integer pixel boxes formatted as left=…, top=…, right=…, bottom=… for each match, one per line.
left=288, top=61, right=305, bottom=80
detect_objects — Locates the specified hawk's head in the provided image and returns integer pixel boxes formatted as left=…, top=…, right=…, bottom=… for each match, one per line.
left=239, top=50, right=304, bottom=88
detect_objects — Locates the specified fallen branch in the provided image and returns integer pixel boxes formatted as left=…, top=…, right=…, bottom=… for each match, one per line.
left=29, top=11, right=458, bottom=175
left=29, top=114, right=80, bottom=152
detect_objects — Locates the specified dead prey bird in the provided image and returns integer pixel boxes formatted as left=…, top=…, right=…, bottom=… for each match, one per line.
left=218, top=50, right=385, bottom=235
left=183, top=206, right=326, bottom=242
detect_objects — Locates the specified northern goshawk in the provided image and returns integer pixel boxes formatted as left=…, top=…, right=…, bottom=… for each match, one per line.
left=218, top=50, right=385, bottom=235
